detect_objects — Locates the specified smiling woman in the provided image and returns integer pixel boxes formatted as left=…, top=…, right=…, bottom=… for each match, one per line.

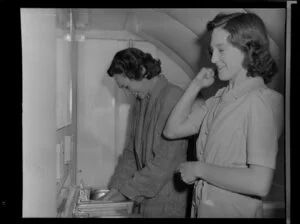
left=209, top=28, right=247, bottom=85
left=206, top=12, right=278, bottom=88
left=163, top=12, right=284, bottom=218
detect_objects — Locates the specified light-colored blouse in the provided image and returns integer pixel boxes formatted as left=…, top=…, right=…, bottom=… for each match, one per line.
left=186, top=77, right=284, bottom=218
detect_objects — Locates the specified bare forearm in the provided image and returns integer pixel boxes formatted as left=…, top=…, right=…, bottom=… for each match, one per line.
left=164, top=82, right=202, bottom=133
left=194, top=162, right=273, bottom=197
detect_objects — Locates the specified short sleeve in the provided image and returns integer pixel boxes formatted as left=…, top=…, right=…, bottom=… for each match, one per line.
left=247, top=89, right=284, bottom=169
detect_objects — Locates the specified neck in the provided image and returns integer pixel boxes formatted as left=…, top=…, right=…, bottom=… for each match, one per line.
left=229, top=69, right=248, bottom=90
left=147, top=75, right=159, bottom=94
left=138, top=75, right=160, bottom=100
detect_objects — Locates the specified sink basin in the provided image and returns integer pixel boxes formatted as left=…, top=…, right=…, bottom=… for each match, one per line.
left=73, top=187, right=135, bottom=218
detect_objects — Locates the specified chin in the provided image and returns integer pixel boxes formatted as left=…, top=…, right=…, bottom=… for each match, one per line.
left=218, top=73, right=226, bottom=81
left=218, top=71, right=230, bottom=81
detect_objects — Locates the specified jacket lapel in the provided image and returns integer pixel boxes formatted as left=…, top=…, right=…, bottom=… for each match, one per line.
left=133, top=75, right=169, bottom=167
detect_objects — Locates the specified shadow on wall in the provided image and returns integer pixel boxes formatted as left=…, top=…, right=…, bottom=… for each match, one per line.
left=194, top=31, right=228, bottom=100
left=101, top=74, right=116, bottom=102
left=101, top=70, right=136, bottom=147
left=101, top=69, right=136, bottom=176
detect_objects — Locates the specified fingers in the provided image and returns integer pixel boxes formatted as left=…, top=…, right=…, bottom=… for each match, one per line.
left=177, top=162, right=187, bottom=173
left=99, top=193, right=110, bottom=201
left=194, top=68, right=215, bottom=88
left=199, top=68, right=214, bottom=81
left=177, top=162, right=196, bottom=184
left=204, top=68, right=215, bottom=79
left=196, top=67, right=214, bottom=78
left=177, top=164, right=185, bottom=179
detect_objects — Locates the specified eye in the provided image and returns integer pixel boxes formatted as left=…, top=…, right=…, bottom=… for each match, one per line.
left=219, top=49, right=224, bottom=53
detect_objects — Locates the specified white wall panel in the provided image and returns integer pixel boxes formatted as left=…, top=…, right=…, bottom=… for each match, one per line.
left=22, top=8, right=57, bottom=217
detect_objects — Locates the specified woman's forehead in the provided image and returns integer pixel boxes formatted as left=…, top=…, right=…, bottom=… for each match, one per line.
left=210, top=27, right=230, bottom=47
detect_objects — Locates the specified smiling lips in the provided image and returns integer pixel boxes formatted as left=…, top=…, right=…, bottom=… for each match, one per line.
left=217, top=66, right=226, bottom=72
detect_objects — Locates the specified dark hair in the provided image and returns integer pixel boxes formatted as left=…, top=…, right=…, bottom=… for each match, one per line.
left=107, top=47, right=162, bottom=81
left=206, top=12, right=278, bottom=84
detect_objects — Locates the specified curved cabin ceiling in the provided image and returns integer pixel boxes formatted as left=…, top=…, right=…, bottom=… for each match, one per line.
left=57, top=8, right=286, bottom=81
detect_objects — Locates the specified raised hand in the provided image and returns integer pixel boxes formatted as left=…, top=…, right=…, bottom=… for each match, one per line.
left=193, top=68, right=215, bottom=88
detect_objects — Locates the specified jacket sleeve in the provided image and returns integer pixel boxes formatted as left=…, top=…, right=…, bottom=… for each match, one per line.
left=107, top=106, right=138, bottom=190
left=118, top=87, right=188, bottom=202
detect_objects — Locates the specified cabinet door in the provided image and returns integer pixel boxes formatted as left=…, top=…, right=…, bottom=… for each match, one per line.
left=56, top=38, right=72, bottom=129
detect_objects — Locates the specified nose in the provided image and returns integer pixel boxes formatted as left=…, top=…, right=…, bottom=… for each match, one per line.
left=116, top=82, right=125, bottom=89
left=116, top=83, right=122, bottom=88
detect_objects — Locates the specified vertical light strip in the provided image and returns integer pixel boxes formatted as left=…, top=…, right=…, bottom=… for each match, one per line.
left=69, top=9, right=73, bottom=41
left=285, top=2, right=295, bottom=224
left=114, top=84, right=119, bottom=164
left=70, top=78, right=72, bottom=121
left=69, top=8, right=78, bottom=185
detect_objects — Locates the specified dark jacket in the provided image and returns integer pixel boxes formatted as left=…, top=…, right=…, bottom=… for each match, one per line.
left=108, top=75, right=188, bottom=217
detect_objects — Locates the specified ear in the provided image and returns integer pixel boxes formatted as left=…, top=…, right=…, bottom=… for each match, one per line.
left=139, top=65, right=147, bottom=76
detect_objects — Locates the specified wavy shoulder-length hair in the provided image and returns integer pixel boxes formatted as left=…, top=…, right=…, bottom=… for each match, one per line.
left=206, top=12, right=278, bottom=84
left=107, top=47, right=161, bottom=81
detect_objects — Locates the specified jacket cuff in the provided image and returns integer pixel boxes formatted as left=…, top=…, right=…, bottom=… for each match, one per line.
left=119, top=184, right=144, bottom=203
left=108, top=179, right=122, bottom=190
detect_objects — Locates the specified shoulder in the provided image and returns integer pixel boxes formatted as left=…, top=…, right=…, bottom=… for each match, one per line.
left=247, top=87, right=283, bottom=112
left=155, top=83, right=183, bottom=116
left=160, top=83, right=184, bottom=104
left=166, top=83, right=184, bottom=96
left=247, top=87, right=284, bottom=134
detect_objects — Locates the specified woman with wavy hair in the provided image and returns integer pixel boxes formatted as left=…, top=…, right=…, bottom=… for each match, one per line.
left=164, top=12, right=284, bottom=218
left=100, top=48, right=189, bottom=217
